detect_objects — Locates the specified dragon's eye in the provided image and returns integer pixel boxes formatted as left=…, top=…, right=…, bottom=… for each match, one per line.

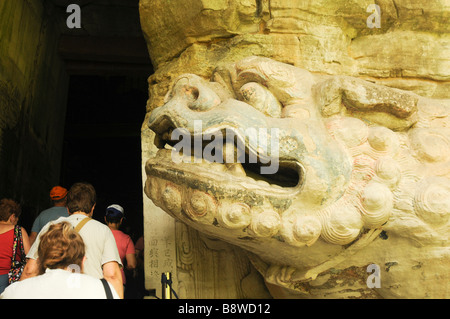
left=181, top=85, right=199, bottom=101
left=239, top=82, right=282, bottom=118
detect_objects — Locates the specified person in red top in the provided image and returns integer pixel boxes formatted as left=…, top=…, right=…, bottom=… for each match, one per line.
left=104, top=204, right=136, bottom=296
left=0, top=199, right=30, bottom=294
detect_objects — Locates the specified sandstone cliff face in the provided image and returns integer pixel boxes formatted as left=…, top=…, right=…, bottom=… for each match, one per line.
left=140, top=0, right=449, bottom=107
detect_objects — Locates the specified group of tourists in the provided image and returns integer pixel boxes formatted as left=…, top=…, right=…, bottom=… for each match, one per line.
left=0, top=182, right=143, bottom=299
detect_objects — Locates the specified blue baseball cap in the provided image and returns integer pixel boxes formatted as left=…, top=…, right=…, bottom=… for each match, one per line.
left=105, top=204, right=124, bottom=218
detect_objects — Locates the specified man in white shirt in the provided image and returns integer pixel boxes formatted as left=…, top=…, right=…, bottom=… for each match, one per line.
left=21, top=182, right=124, bottom=298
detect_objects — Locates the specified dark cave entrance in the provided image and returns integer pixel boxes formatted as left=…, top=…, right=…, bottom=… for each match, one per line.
left=54, top=1, right=154, bottom=240
left=1, top=0, right=153, bottom=299
left=0, top=1, right=153, bottom=241
left=61, top=74, right=148, bottom=240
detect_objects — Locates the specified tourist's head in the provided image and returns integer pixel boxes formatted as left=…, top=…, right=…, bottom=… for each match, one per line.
left=66, top=182, right=96, bottom=215
left=0, top=198, right=21, bottom=224
left=37, top=221, right=85, bottom=274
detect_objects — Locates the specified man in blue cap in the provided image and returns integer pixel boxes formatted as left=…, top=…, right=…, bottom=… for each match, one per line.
left=105, top=204, right=136, bottom=296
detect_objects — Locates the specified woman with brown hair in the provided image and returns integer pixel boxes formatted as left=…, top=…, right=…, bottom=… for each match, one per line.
left=0, top=222, right=119, bottom=298
left=0, top=199, right=30, bottom=294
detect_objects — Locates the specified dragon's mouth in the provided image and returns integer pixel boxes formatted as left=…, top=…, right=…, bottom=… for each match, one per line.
left=149, top=117, right=303, bottom=193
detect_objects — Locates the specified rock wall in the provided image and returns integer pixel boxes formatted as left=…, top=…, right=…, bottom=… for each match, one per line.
left=0, top=0, right=69, bottom=220
left=139, top=0, right=449, bottom=298
left=140, top=0, right=449, bottom=108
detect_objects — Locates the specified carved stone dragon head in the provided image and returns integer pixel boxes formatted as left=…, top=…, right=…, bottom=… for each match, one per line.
left=144, top=56, right=450, bottom=298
